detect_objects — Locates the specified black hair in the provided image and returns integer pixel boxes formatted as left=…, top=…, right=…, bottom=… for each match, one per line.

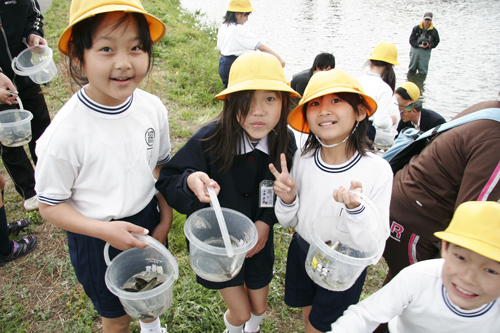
left=67, top=12, right=154, bottom=86
left=310, top=53, right=336, bottom=74
left=370, top=60, right=396, bottom=92
left=395, top=87, right=412, bottom=101
left=206, top=90, right=293, bottom=174
left=301, top=92, right=370, bottom=157
left=223, top=11, right=250, bottom=24
left=413, top=100, right=423, bottom=112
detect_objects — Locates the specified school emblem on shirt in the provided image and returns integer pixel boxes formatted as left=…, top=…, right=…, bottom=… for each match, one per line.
left=145, top=128, right=155, bottom=147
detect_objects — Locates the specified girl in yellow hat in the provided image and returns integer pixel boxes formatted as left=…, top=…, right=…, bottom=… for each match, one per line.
left=357, top=42, right=400, bottom=146
left=35, top=0, right=171, bottom=332
left=156, top=51, right=300, bottom=333
left=217, top=0, right=285, bottom=88
left=270, top=69, right=393, bottom=332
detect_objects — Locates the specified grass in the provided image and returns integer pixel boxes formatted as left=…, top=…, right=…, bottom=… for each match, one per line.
left=0, top=0, right=387, bottom=331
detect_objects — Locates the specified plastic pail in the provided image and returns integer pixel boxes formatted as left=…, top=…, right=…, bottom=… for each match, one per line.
left=104, top=234, right=178, bottom=320
left=184, top=207, right=258, bottom=282
left=305, top=194, right=381, bottom=291
left=11, top=45, right=57, bottom=84
left=0, top=110, right=33, bottom=147
left=374, top=127, right=398, bottom=150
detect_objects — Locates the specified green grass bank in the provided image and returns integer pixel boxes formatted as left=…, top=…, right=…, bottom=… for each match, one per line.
left=0, top=0, right=387, bottom=331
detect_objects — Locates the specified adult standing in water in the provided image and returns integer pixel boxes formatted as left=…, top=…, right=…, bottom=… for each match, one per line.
left=216, top=0, right=285, bottom=88
left=408, top=12, right=440, bottom=75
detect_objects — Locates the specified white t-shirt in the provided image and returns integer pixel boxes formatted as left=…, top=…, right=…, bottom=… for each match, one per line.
left=35, top=88, right=171, bottom=221
left=275, top=149, right=393, bottom=264
left=329, top=259, right=500, bottom=333
left=217, top=22, right=261, bottom=56
left=357, top=72, right=394, bottom=129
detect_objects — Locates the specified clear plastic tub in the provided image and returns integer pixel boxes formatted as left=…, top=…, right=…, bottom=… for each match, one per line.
left=104, top=234, right=178, bottom=320
left=11, top=45, right=57, bottom=84
left=0, top=110, right=33, bottom=147
left=184, top=207, right=258, bottom=282
left=305, top=194, right=382, bottom=291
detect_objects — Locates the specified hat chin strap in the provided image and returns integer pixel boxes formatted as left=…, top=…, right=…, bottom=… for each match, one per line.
left=314, top=121, right=359, bottom=148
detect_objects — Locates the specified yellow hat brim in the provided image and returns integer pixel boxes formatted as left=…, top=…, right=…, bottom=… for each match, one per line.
left=215, top=78, right=301, bottom=100
left=58, top=4, right=166, bottom=55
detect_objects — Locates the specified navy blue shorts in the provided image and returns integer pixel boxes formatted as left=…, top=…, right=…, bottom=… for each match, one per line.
left=284, top=233, right=367, bottom=332
left=218, top=55, right=238, bottom=88
left=196, top=228, right=274, bottom=291
left=67, top=197, right=161, bottom=318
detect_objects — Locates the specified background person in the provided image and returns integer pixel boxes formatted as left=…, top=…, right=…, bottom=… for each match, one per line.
left=0, top=174, right=37, bottom=267
left=408, top=12, right=440, bottom=75
left=217, top=0, right=285, bottom=88
left=0, top=0, right=52, bottom=212
left=290, top=52, right=335, bottom=99
left=357, top=42, right=400, bottom=148
left=383, top=100, right=500, bottom=285
left=396, top=99, right=446, bottom=133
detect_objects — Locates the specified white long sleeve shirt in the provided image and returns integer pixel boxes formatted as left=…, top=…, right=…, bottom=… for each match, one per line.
left=275, top=149, right=393, bottom=264
left=329, top=259, right=500, bottom=333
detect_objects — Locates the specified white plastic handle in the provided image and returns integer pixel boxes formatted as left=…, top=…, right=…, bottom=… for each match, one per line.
left=103, top=233, right=179, bottom=280
left=207, top=185, right=234, bottom=257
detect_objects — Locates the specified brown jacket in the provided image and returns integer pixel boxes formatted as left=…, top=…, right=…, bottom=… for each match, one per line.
left=391, top=100, right=500, bottom=241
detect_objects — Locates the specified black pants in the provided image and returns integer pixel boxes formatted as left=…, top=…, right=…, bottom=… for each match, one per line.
left=0, top=83, right=51, bottom=199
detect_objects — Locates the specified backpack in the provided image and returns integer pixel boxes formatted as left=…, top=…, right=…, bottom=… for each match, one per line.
left=382, top=108, right=500, bottom=174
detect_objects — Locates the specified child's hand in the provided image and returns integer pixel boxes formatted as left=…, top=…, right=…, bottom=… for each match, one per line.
left=103, top=221, right=149, bottom=251
left=186, top=171, right=220, bottom=203
left=269, top=153, right=298, bottom=205
left=333, top=180, right=363, bottom=209
left=246, top=221, right=270, bottom=258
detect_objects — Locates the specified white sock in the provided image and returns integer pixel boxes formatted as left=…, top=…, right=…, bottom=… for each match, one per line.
left=224, top=310, right=244, bottom=333
left=244, top=312, right=265, bottom=332
left=139, top=317, right=162, bottom=333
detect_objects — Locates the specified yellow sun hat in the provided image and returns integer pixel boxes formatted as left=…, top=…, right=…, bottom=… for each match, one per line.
left=398, top=81, right=421, bottom=102
left=368, top=41, right=400, bottom=66
left=435, top=201, right=500, bottom=262
left=288, top=69, right=377, bottom=134
left=58, top=0, right=166, bottom=55
left=215, top=51, right=301, bottom=100
left=227, top=0, right=254, bottom=13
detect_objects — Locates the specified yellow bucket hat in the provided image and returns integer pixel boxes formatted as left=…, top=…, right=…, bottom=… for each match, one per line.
left=215, top=51, right=300, bottom=100
left=227, top=0, right=254, bottom=13
left=368, top=41, right=400, bottom=66
left=58, top=0, right=166, bottom=55
left=398, top=81, right=421, bottom=102
left=435, top=201, right=500, bottom=262
left=288, top=69, right=377, bottom=134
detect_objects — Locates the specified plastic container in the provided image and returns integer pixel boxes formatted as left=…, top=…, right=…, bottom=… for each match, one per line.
left=305, top=194, right=381, bottom=291
left=373, top=127, right=398, bottom=150
left=184, top=207, right=258, bottom=282
left=0, top=110, right=33, bottom=147
left=104, top=234, right=178, bottom=320
left=11, top=45, right=57, bottom=84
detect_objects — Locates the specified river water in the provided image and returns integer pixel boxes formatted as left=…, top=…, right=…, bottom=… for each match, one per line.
left=180, top=0, right=500, bottom=120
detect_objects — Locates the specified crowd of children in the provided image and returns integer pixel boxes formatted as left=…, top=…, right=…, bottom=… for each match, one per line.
left=2, top=0, right=499, bottom=332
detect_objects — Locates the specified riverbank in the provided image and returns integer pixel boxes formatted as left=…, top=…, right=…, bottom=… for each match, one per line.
left=0, top=0, right=386, bottom=331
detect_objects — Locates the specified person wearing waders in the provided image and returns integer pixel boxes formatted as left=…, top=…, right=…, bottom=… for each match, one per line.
left=408, top=12, right=440, bottom=75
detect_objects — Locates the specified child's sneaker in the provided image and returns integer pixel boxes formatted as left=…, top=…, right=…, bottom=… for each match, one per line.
left=0, top=235, right=38, bottom=267
left=7, top=218, right=31, bottom=235
left=23, top=196, right=39, bottom=212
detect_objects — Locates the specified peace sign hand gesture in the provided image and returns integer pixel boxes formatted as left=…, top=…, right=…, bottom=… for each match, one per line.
left=269, top=153, right=298, bottom=205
